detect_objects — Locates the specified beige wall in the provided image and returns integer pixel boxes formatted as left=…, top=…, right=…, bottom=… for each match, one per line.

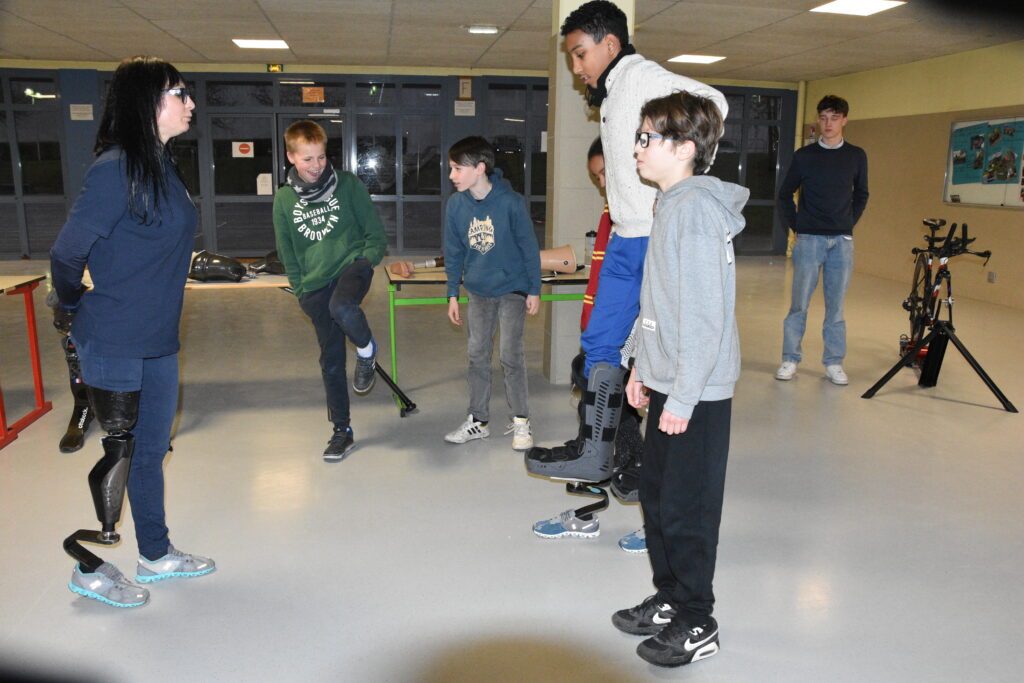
left=804, top=41, right=1024, bottom=309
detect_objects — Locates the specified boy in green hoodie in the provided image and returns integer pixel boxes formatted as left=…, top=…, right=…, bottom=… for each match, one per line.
left=273, top=120, right=387, bottom=463
left=614, top=92, right=748, bottom=668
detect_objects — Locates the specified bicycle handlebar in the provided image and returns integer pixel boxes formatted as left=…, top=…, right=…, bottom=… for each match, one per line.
left=912, top=220, right=990, bottom=263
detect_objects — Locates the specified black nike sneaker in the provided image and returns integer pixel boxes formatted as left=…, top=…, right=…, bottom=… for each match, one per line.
left=323, top=427, right=355, bottom=463
left=611, top=595, right=677, bottom=635
left=636, top=616, right=719, bottom=667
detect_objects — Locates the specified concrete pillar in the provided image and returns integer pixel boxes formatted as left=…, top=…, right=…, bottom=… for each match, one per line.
left=542, top=0, right=635, bottom=384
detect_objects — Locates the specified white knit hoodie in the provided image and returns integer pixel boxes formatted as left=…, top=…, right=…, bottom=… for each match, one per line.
left=600, top=55, right=728, bottom=238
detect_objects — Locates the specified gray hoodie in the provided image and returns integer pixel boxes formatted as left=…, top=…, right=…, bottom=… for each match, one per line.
left=634, top=175, right=749, bottom=420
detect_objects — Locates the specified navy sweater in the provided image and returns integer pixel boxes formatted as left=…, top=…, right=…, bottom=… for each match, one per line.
left=778, top=142, right=869, bottom=236
left=50, top=148, right=196, bottom=358
left=443, top=169, right=541, bottom=299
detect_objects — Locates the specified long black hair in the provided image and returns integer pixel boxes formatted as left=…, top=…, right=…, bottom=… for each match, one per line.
left=95, top=55, right=186, bottom=223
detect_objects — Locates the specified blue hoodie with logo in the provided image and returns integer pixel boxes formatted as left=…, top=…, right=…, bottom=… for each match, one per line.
left=443, top=168, right=541, bottom=300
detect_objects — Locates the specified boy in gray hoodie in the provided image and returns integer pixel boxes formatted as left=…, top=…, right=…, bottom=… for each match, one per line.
left=612, top=92, right=749, bottom=668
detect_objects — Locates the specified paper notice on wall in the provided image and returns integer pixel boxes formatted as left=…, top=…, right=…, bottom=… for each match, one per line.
left=541, top=131, right=547, bottom=153
left=454, top=100, right=476, bottom=117
left=232, top=141, right=254, bottom=158
left=69, top=104, right=94, bottom=121
left=256, top=173, right=273, bottom=196
left=302, top=86, right=325, bottom=103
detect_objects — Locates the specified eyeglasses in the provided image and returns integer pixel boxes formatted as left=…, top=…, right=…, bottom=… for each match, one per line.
left=635, top=131, right=671, bottom=148
left=162, top=86, right=193, bottom=103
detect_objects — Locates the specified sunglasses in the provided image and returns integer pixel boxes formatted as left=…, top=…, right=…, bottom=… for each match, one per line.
left=162, top=86, right=193, bottom=103
left=635, top=131, right=673, bottom=148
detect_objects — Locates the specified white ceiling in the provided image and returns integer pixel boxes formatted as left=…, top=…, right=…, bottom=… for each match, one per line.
left=0, top=0, right=1020, bottom=82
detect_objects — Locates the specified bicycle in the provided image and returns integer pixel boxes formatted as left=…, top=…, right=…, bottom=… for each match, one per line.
left=900, top=218, right=990, bottom=366
left=863, top=218, right=1016, bottom=412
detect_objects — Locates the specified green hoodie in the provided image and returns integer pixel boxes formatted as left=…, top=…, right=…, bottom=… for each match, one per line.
left=272, top=171, right=387, bottom=297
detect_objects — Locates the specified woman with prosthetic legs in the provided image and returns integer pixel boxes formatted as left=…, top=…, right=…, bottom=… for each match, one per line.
left=51, top=56, right=215, bottom=608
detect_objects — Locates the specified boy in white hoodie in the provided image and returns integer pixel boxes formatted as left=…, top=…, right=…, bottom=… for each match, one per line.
left=615, top=92, right=749, bottom=668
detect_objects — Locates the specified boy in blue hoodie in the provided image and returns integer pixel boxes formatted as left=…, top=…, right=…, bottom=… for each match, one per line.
left=614, top=93, right=748, bottom=668
left=443, top=136, right=541, bottom=450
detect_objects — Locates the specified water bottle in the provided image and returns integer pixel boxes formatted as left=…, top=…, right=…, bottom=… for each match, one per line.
left=584, top=231, right=597, bottom=265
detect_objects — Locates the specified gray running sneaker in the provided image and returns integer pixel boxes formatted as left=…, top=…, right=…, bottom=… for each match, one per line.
left=136, top=545, right=216, bottom=583
left=533, top=509, right=600, bottom=539
left=352, top=339, right=377, bottom=394
left=68, top=562, right=149, bottom=608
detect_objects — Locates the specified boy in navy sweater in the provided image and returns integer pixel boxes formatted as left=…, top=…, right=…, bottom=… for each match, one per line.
left=775, top=94, right=869, bottom=386
left=443, top=136, right=541, bottom=450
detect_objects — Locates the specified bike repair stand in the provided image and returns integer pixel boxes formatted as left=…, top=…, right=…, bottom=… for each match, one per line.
left=862, top=320, right=1017, bottom=412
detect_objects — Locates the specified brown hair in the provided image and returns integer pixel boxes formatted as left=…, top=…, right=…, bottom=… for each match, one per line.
left=284, top=120, right=327, bottom=153
left=639, top=91, right=724, bottom=174
left=448, top=136, right=495, bottom=175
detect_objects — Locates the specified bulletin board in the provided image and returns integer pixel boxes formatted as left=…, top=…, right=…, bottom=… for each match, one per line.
left=943, top=116, right=1024, bottom=209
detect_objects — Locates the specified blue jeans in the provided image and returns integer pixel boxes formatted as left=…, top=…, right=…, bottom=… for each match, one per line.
left=580, top=234, right=648, bottom=377
left=298, top=259, right=375, bottom=429
left=74, top=340, right=178, bottom=561
left=782, top=233, right=854, bottom=366
left=466, top=292, right=528, bottom=423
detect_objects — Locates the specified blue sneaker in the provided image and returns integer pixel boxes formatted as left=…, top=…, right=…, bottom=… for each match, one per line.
left=136, top=545, right=215, bottom=583
left=618, top=528, right=647, bottom=553
left=533, top=509, right=600, bottom=539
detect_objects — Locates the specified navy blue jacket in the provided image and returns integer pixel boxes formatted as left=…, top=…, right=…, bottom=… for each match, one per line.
left=50, top=147, right=197, bottom=358
left=443, top=169, right=541, bottom=299
left=778, top=142, right=869, bottom=236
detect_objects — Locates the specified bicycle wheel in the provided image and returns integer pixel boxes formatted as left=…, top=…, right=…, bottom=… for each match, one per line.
left=906, top=253, right=931, bottom=347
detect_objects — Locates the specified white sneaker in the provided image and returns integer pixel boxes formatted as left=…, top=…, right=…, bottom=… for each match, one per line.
left=505, top=416, right=533, bottom=451
left=775, top=361, right=798, bottom=381
left=445, top=415, right=490, bottom=444
left=825, top=365, right=849, bottom=385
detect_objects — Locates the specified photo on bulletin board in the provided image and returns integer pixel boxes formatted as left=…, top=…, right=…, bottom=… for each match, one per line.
left=943, top=116, right=1024, bottom=209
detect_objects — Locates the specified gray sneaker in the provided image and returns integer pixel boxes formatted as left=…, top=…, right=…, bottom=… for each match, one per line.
left=533, top=509, right=600, bottom=539
left=136, top=545, right=216, bottom=583
left=353, top=339, right=377, bottom=394
left=69, top=562, right=149, bottom=608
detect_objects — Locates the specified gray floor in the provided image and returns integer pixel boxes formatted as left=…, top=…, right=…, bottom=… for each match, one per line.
left=1, top=257, right=1022, bottom=682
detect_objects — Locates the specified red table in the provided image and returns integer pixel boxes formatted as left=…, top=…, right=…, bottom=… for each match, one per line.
left=1, top=274, right=52, bottom=449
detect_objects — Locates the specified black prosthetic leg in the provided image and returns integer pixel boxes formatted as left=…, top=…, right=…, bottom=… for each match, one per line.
left=526, top=357, right=626, bottom=483
left=63, top=388, right=140, bottom=573
left=59, top=336, right=94, bottom=453
left=610, top=403, right=643, bottom=503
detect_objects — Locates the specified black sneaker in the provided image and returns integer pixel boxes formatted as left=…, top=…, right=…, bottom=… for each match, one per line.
left=353, top=339, right=377, bottom=395
left=636, top=616, right=719, bottom=667
left=323, top=427, right=355, bottom=463
left=611, top=595, right=677, bottom=635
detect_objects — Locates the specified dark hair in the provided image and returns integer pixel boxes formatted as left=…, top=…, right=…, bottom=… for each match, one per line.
left=95, top=55, right=187, bottom=223
left=640, top=91, right=724, bottom=175
left=817, top=95, right=849, bottom=116
left=448, top=136, right=495, bottom=175
left=285, top=120, right=328, bottom=151
left=588, top=137, right=603, bottom=160
left=560, top=0, right=629, bottom=47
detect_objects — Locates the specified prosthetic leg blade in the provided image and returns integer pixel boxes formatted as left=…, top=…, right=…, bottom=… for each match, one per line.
left=59, top=404, right=92, bottom=453
left=59, top=336, right=93, bottom=453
